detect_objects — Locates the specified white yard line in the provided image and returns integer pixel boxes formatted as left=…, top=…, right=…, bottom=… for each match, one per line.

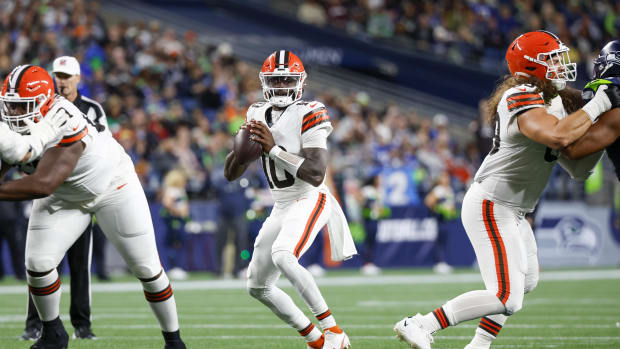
left=0, top=269, right=618, bottom=295
left=0, top=318, right=618, bottom=329
left=1, top=335, right=616, bottom=341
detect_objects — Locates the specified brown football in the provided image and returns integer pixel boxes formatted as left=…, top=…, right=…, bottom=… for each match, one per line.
left=234, top=127, right=263, bottom=164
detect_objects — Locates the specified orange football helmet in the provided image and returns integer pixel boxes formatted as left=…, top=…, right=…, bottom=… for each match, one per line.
left=505, top=30, right=576, bottom=84
left=1, top=65, right=55, bottom=134
left=259, top=50, right=306, bottom=107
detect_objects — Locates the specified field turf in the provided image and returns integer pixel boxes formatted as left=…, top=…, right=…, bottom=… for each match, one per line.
left=0, top=269, right=618, bottom=348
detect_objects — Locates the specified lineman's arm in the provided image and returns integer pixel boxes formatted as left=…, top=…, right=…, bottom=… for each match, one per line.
left=518, top=85, right=616, bottom=149
left=0, top=109, right=70, bottom=164
left=558, top=151, right=604, bottom=180
left=0, top=141, right=84, bottom=200
left=563, top=108, right=620, bottom=159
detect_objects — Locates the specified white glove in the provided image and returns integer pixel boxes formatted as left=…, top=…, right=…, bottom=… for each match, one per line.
left=25, top=109, right=70, bottom=147
left=582, top=84, right=612, bottom=122
left=0, top=122, right=29, bottom=164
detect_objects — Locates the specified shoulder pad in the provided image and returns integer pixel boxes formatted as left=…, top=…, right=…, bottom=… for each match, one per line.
left=502, top=85, right=544, bottom=114
left=505, top=84, right=538, bottom=95
left=246, top=102, right=270, bottom=122
left=295, top=100, right=326, bottom=113
left=249, top=102, right=267, bottom=109
left=300, top=101, right=330, bottom=134
left=47, top=96, right=83, bottom=119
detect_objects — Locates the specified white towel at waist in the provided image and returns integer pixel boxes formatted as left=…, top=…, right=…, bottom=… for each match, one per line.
left=326, top=191, right=357, bottom=261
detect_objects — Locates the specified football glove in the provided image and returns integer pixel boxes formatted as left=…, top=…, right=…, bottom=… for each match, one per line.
left=581, top=84, right=612, bottom=122
left=25, top=108, right=71, bottom=147
left=583, top=77, right=620, bottom=108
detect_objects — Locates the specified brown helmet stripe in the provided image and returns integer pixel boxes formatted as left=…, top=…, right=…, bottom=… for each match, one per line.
left=8, top=65, right=31, bottom=94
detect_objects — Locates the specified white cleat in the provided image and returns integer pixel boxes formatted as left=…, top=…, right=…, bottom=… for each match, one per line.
left=394, top=314, right=434, bottom=349
left=464, top=345, right=489, bottom=349
left=323, top=329, right=351, bottom=349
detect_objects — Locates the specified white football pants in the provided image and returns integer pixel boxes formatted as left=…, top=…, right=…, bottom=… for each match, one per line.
left=25, top=170, right=161, bottom=278
left=461, top=182, right=539, bottom=316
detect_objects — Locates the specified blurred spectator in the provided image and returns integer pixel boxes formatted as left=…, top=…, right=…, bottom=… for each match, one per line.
left=297, top=0, right=328, bottom=27
left=161, top=169, right=190, bottom=280
left=359, top=175, right=388, bottom=276
left=424, top=170, right=457, bottom=274
left=208, top=129, right=252, bottom=279
left=283, top=0, right=619, bottom=71
left=0, top=199, right=26, bottom=281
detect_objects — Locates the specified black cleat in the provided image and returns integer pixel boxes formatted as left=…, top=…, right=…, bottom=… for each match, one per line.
left=73, top=326, right=96, bottom=339
left=164, top=341, right=187, bottom=349
left=20, top=327, right=41, bottom=341
left=30, top=318, right=68, bottom=349
left=163, top=330, right=186, bottom=349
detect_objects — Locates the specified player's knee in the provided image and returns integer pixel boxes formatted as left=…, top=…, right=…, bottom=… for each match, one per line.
left=503, top=293, right=524, bottom=315
left=271, top=250, right=296, bottom=270
left=248, top=286, right=266, bottom=301
left=25, top=256, right=56, bottom=272
left=130, top=264, right=161, bottom=279
left=524, top=272, right=539, bottom=294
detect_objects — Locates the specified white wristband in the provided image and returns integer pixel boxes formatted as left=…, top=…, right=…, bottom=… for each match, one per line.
left=582, top=85, right=611, bottom=122
left=268, top=146, right=304, bottom=177
left=268, top=145, right=283, bottom=159
left=582, top=102, right=602, bottom=122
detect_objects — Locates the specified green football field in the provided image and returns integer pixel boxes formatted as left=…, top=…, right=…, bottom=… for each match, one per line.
left=0, top=269, right=618, bottom=348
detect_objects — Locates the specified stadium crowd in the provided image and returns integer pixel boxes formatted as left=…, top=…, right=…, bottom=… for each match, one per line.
left=0, top=0, right=612, bottom=277
left=296, top=0, right=620, bottom=70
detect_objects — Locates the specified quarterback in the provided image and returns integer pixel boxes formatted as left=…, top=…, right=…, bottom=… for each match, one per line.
left=225, top=50, right=356, bottom=349
left=394, top=31, right=620, bottom=349
left=0, top=65, right=186, bottom=349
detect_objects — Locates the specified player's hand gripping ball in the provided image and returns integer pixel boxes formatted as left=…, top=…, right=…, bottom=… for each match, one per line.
left=234, top=123, right=263, bottom=165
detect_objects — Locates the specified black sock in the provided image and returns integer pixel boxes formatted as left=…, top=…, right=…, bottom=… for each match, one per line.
left=162, top=330, right=182, bottom=342
left=42, top=317, right=63, bottom=329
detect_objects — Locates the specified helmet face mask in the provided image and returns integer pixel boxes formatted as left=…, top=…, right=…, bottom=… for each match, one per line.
left=506, top=31, right=576, bottom=84
left=259, top=50, right=306, bottom=108
left=535, top=47, right=576, bottom=81
left=0, top=65, right=54, bottom=134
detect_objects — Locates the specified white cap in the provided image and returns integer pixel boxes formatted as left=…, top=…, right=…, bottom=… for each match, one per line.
left=53, top=56, right=80, bottom=76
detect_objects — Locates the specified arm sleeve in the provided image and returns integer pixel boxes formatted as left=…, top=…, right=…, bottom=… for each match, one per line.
left=301, top=127, right=328, bottom=149
left=558, top=151, right=604, bottom=181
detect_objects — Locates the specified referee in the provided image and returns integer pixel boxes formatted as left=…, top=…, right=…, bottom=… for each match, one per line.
left=21, top=56, right=109, bottom=341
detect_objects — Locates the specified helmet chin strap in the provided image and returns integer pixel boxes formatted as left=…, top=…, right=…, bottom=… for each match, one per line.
left=270, top=95, right=293, bottom=108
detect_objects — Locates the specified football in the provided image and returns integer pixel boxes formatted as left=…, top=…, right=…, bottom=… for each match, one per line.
left=234, top=127, right=263, bottom=164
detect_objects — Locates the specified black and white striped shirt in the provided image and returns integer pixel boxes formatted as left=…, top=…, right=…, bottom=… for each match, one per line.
left=73, top=93, right=111, bottom=136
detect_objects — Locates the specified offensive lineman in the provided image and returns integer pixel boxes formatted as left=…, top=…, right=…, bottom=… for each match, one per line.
left=0, top=65, right=186, bottom=349
left=224, top=50, right=356, bottom=349
left=393, top=31, right=620, bottom=349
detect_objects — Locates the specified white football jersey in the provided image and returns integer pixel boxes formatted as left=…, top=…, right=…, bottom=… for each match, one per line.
left=474, top=84, right=567, bottom=212
left=246, top=100, right=333, bottom=203
left=20, top=95, right=134, bottom=203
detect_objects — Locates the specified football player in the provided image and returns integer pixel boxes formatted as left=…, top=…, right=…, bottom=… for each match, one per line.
left=562, top=40, right=620, bottom=179
left=394, top=31, right=620, bottom=349
left=0, top=65, right=186, bottom=349
left=225, top=50, right=356, bottom=349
